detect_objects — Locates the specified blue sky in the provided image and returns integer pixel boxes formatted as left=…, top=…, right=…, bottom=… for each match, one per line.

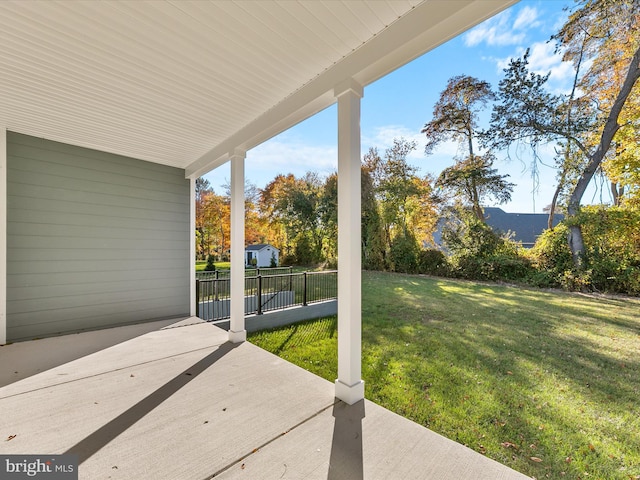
left=204, top=0, right=612, bottom=213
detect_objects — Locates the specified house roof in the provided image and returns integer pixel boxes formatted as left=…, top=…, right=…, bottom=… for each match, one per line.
left=0, top=0, right=515, bottom=178
left=246, top=244, right=278, bottom=252
left=484, top=207, right=564, bottom=246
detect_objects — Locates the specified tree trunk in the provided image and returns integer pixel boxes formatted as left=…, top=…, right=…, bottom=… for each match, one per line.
left=548, top=169, right=567, bottom=230
left=610, top=182, right=624, bottom=206
left=566, top=44, right=640, bottom=268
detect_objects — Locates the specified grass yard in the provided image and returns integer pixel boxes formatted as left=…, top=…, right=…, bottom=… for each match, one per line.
left=249, top=270, right=640, bottom=480
left=196, top=261, right=230, bottom=271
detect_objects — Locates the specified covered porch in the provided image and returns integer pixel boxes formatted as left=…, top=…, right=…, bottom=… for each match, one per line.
left=0, top=318, right=529, bottom=479
left=0, top=1, right=530, bottom=477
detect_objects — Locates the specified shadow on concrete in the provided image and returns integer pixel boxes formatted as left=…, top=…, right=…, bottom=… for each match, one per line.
left=328, top=399, right=365, bottom=480
left=0, top=318, right=183, bottom=387
left=64, top=341, right=239, bottom=464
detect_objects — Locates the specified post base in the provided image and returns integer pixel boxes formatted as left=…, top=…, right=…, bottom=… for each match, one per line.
left=228, top=329, right=247, bottom=343
left=335, top=379, right=365, bottom=405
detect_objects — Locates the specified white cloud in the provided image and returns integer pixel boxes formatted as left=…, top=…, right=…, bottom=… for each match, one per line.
left=363, top=125, right=422, bottom=151
left=464, top=10, right=527, bottom=47
left=246, top=139, right=338, bottom=185
left=203, top=137, right=338, bottom=190
left=363, top=125, right=442, bottom=162
left=249, top=138, right=336, bottom=171
left=464, top=5, right=544, bottom=48
left=513, top=6, right=541, bottom=31
left=528, top=42, right=567, bottom=79
left=363, top=125, right=465, bottom=177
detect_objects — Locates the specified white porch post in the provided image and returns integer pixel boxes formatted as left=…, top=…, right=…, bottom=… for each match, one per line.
left=229, top=149, right=247, bottom=343
left=334, top=79, right=364, bottom=404
left=189, top=176, right=196, bottom=317
left=0, top=128, right=6, bottom=345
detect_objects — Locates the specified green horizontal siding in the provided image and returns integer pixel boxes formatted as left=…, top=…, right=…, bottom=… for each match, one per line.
left=7, top=132, right=190, bottom=341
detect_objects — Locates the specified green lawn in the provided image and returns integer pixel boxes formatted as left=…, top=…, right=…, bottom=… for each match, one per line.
left=249, top=270, right=640, bottom=480
left=196, top=261, right=230, bottom=271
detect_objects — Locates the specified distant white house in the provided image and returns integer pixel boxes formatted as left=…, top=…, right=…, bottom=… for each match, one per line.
left=245, top=244, right=279, bottom=267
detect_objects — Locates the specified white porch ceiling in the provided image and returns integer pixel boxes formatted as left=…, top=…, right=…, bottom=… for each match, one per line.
left=0, top=0, right=516, bottom=178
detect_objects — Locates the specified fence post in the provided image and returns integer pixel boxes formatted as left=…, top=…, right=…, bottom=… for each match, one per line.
left=257, top=275, right=263, bottom=315
left=302, top=272, right=308, bottom=306
left=195, top=279, right=200, bottom=318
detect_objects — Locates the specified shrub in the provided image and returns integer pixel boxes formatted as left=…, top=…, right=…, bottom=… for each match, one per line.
left=417, top=249, right=450, bottom=276
left=442, top=210, right=530, bottom=282
left=528, top=224, right=572, bottom=287
left=442, top=213, right=503, bottom=259
left=389, top=232, right=420, bottom=274
left=204, top=254, right=216, bottom=272
left=528, top=206, right=640, bottom=295
left=578, top=206, right=640, bottom=295
left=293, top=233, right=321, bottom=266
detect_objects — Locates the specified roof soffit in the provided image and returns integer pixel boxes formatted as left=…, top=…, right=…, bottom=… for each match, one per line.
left=185, top=0, right=517, bottom=178
left=0, top=1, right=516, bottom=174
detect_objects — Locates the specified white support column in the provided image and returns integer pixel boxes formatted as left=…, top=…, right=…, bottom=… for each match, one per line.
left=229, top=149, right=247, bottom=343
left=334, top=79, right=364, bottom=404
left=0, top=128, right=7, bottom=345
left=189, top=176, right=196, bottom=317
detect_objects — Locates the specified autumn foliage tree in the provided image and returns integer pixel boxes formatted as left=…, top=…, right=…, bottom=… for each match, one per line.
left=363, top=138, right=438, bottom=272
left=259, top=173, right=326, bottom=265
left=488, top=0, right=640, bottom=268
left=195, top=177, right=229, bottom=260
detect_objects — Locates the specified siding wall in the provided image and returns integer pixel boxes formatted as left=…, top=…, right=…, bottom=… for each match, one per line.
left=6, top=132, right=190, bottom=341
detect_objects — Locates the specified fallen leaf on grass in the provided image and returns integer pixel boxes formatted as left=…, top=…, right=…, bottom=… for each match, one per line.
left=501, top=442, right=518, bottom=449
left=588, top=444, right=595, bottom=451
left=530, top=456, right=543, bottom=463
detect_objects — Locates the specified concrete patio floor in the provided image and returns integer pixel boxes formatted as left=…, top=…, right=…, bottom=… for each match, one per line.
left=0, top=317, right=530, bottom=479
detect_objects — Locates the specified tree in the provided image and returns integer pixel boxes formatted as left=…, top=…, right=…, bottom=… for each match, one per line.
left=557, top=0, right=640, bottom=266
left=360, top=166, right=387, bottom=270
left=558, top=0, right=640, bottom=209
left=242, top=181, right=265, bottom=246
left=363, top=138, right=438, bottom=271
left=259, top=172, right=324, bottom=264
left=422, top=75, right=512, bottom=220
left=422, top=75, right=494, bottom=158
left=318, top=173, right=338, bottom=266
left=195, top=177, right=213, bottom=258
left=488, top=0, right=640, bottom=267
left=436, top=154, right=514, bottom=220
left=195, top=177, right=230, bottom=260
left=485, top=47, right=592, bottom=229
